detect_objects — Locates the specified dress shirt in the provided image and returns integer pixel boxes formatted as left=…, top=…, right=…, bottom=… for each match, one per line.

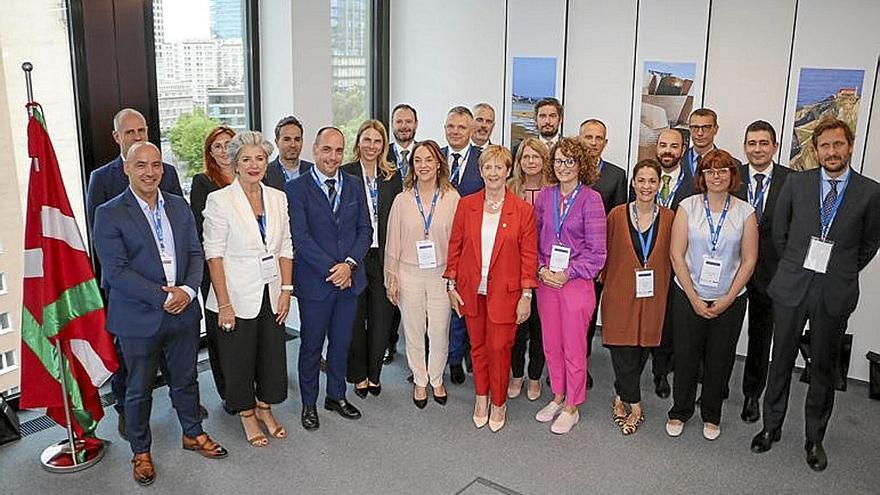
left=447, top=144, right=471, bottom=179
left=312, top=166, right=342, bottom=205
left=280, top=159, right=306, bottom=182
left=541, top=135, right=559, bottom=150
left=360, top=162, right=380, bottom=248
left=747, top=163, right=774, bottom=212
left=819, top=166, right=851, bottom=231
left=131, top=187, right=196, bottom=302
left=392, top=142, right=414, bottom=170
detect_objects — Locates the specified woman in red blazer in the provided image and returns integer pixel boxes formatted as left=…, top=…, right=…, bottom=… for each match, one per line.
left=445, top=145, right=538, bottom=432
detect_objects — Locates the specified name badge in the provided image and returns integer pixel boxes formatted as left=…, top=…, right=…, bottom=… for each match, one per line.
left=699, top=258, right=723, bottom=288
left=549, top=244, right=571, bottom=272
left=416, top=240, right=437, bottom=269
left=260, top=253, right=278, bottom=283
left=635, top=269, right=654, bottom=298
left=804, top=236, right=834, bottom=274
left=161, top=252, right=175, bottom=287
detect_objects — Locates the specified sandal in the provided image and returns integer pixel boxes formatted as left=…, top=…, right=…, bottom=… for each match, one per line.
left=255, top=404, right=286, bottom=439
left=612, top=396, right=628, bottom=427
left=240, top=410, right=268, bottom=447
left=620, top=412, right=645, bottom=436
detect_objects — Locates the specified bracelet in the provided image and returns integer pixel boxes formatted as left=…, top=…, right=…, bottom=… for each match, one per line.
left=280, top=284, right=293, bottom=292
left=446, top=279, right=456, bottom=292
left=521, top=290, right=533, bottom=299
left=218, top=303, right=233, bottom=310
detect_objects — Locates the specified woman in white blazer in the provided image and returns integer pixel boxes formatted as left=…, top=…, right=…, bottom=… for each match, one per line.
left=203, top=130, right=294, bottom=448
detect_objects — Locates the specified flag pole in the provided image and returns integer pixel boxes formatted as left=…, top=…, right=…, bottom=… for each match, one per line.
left=23, top=61, right=108, bottom=473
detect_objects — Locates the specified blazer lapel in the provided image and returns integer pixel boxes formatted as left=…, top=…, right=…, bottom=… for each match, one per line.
left=229, top=179, right=265, bottom=248
left=123, top=189, right=163, bottom=265
left=468, top=192, right=484, bottom=263
left=827, top=170, right=860, bottom=239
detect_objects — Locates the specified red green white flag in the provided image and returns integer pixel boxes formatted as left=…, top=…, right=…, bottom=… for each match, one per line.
left=19, top=104, right=118, bottom=437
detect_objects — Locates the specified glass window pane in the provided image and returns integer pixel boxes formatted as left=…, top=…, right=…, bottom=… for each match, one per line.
left=153, top=0, right=250, bottom=197
left=331, top=0, right=371, bottom=160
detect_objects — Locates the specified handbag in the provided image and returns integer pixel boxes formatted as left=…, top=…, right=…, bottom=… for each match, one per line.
left=0, top=394, right=21, bottom=445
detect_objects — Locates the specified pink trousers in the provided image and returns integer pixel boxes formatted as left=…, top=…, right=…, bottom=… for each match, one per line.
left=537, top=278, right=595, bottom=407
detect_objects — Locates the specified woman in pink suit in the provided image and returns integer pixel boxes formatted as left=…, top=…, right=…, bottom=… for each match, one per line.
left=532, top=137, right=607, bottom=434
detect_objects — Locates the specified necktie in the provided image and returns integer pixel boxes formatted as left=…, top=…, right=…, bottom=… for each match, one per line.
left=660, top=175, right=672, bottom=202
left=399, top=149, right=409, bottom=176
left=325, top=178, right=337, bottom=213
left=450, top=153, right=462, bottom=186
left=821, top=179, right=839, bottom=225
left=753, top=173, right=766, bottom=221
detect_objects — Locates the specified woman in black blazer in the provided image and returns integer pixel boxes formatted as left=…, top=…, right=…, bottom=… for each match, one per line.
left=343, top=119, right=403, bottom=397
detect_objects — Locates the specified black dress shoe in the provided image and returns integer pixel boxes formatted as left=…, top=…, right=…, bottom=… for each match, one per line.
left=324, top=398, right=362, bottom=420
left=368, top=384, right=382, bottom=396
left=301, top=405, right=320, bottom=431
left=464, top=352, right=473, bottom=373
left=354, top=387, right=369, bottom=399
left=805, top=442, right=827, bottom=471
left=586, top=372, right=594, bottom=389
left=741, top=397, right=760, bottom=423
left=654, top=375, right=671, bottom=399
left=750, top=429, right=781, bottom=453
left=199, top=405, right=209, bottom=420
left=450, top=364, right=465, bottom=384
left=383, top=349, right=395, bottom=364
left=117, top=411, right=128, bottom=441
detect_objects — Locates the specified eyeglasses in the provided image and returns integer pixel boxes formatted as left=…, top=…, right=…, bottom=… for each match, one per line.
left=701, top=168, right=731, bottom=177
left=211, top=142, right=228, bottom=152
left=552, top=158, right=577, bottom=168
left=688, top=124, right=716, bottom=133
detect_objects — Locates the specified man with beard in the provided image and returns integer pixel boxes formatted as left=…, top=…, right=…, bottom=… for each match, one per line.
left=733, top=120, right=790, bottom=424
left=751, top=117, right=880, bottom=471
left=579, top=118, right=627, bottom=389
left=471, top=102, right=496, bottom=150
left=387, top=104, right=418, bottom=178
left=267, top=115, right=315, bottom=189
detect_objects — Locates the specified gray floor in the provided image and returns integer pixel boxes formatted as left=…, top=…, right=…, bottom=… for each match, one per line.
left=2, top=338, right=879, bottom=495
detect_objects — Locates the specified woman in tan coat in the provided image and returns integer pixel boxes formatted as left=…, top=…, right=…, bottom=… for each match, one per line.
left=600, top=159, right=674, bottom=435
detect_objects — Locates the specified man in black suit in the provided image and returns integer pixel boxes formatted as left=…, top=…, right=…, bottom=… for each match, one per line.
left=265, top=115, right=315, bottom=190
left=733, top=120, right=790, bottom=423
left=579, top=118, right=627, bottom=388
left=751, top=117, right=880, bottom=471
left=471, top=102, right=496, bottom=150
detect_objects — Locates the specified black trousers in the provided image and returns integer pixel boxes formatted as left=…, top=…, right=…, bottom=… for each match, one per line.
left=347, top=248, right=395, bottom=384
left=213, top=287, right=288, bottom=412
left=201, top=265, right=226, bottom=400
left=668, top=285, right=746, bottom=425
left=762, top=280, right=848, bottom=443
left=651, top=285, right=676, bottom=378
left=741, top=285, right=774, bottom=400
left=511, top=295, right=543, bottom=380
left=387, top=308, right=401, bottom=352
left=609, top=345, right=651, bottom=404
left=586, top=281, right=603, bottom=357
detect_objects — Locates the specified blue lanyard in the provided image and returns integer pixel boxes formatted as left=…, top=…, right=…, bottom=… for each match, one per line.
left=747, top=174, right=771, bottom=210
left=553, top=183, right=582, bottom=241
left=413, top=183, right=440, bottom=239
left=819, top=173, right=850, bottom=240
left=703, top=193, right=731, bottom=254
left=364, top=167, right=379, bottom=223
left=148, top=201, right=167, bottom=253
left=255, top=189, right=268, bottom=246
left=311, top=168, right=343, bottom=212
left=631, top=202, right=657, bottom=267
left=657, top=171, right=685, bottom=208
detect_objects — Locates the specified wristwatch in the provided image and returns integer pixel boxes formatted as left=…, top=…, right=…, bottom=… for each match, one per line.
left=345, top=258, right=358, bottom=272
left=521, top=290, right=533, bottom=299
left=446, top=279, right=456, bottom=292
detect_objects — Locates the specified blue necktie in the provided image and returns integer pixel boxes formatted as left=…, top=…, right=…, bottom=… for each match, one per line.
left=450, top=153, right=461, bottom=186
left=821, top=179, right=839, bottom=222
left=753, top=173, right=765, bottom=221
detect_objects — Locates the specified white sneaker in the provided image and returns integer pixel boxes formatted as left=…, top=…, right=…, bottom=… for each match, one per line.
left=535, top=400, right=563, bottom=423
left=703, top=422, right=721, bottom=440
left=666, top=419, right=684, bottom=437
left=550, top=409, right=579, bottom=434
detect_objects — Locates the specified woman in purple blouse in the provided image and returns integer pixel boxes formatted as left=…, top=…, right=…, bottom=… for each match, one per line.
left=533, top=137, right=607, bottom=434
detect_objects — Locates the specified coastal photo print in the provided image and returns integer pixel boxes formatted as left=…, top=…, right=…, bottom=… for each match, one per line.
left=637, top=61, right=697, bottom=161
left=790, top=67, right=865, bottom=171
left=510, top=56, right=557, bottom=144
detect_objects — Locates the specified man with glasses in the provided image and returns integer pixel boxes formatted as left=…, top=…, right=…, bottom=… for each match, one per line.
left=267, top=115, right=314, bottom=190
left=682, top=108, right=740, bottom=176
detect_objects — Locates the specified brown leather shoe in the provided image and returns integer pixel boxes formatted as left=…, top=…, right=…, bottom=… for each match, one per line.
left=131, top=452, right=155, bottom=486
left=182, top=433, right=229, bottom=459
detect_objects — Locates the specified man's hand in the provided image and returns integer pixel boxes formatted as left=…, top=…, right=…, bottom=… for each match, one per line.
left=326, top=262, right=353, bottom=288
left=162, top=286, right=191, bottom=314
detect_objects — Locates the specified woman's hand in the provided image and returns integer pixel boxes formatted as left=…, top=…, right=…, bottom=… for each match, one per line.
left=218, top=305, right=236, bottom=332
left=386, top=286, right=399, bottom=306
left=515, top=295, right=531, bottom=325
left=707, top=294, right=734, bottom=317
left=448, top=288, right=464, bottom=317
left=275, top=292, right=291, bottom=325
left=688, top=296, right=714, bottom=319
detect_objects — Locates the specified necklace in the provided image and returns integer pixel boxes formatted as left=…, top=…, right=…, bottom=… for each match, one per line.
left=485, top=196, right=505, bottom=212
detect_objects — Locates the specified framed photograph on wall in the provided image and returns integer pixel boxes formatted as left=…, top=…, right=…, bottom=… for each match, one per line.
left=636, top=61, right=697, bottom=162
left=510, top=56, right=557, bottom=145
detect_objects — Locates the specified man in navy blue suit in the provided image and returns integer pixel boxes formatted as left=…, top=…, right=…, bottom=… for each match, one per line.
left=441, top=106, right=485, bottom=384
left=84, top=108, right=199, bottom=440
left=287, top=127, right=372, bottom=431
left=93, top=143, right=227, bottom=486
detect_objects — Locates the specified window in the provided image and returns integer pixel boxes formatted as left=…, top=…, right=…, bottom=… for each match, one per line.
left=0, top=272, right=6, bottom=295
left=152, top=0, right=254, bottom=194
left=0, top=350, right=16, bottom=374
left=0, top=312, right=10, bottom=334
left=1, top=386, right=20, bottom=398
left=331, top=0, right=371, bottom=160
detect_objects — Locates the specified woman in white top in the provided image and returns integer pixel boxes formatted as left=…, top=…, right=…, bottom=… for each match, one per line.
left=445, top=145, right=538, bottom=432
left=203, top=131, right=294, bottom=448
left=666, top=149, right=758, bottom=441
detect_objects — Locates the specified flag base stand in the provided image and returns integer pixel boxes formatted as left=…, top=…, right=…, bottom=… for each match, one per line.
left=40, top=437, right=108, bottom=473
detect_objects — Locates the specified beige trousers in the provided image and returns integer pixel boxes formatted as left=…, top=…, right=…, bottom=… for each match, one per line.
left=398, top=263, right=451, bottom=387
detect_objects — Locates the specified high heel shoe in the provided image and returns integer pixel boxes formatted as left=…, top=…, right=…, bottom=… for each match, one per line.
left=413, top=385, right=428, bottom=409
left=473, top=396, right=489, bottom=428
left=488, top=403, right=507, bottom=432
left=354, top=387, right=368, bottom=399
left=239, top=410, right=267, bottom=447
left=367, top=383, right=382, bottom=396
left=255, top=404, right=286, bottom=439
left=432, top=384, right=448, bottom=405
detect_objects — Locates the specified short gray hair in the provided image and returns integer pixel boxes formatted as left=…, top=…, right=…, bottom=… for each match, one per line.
left=227, top=130, right=275, bottom=166
left=113, top=108, right=146, bottom=133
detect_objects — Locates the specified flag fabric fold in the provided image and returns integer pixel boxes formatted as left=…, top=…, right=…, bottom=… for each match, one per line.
left=19, top=103, right=118, bottom=438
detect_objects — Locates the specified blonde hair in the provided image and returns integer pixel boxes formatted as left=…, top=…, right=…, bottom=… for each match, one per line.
left=353, top=119, right=397, bottom=181
left=507, top=138, right=549, bottom=196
